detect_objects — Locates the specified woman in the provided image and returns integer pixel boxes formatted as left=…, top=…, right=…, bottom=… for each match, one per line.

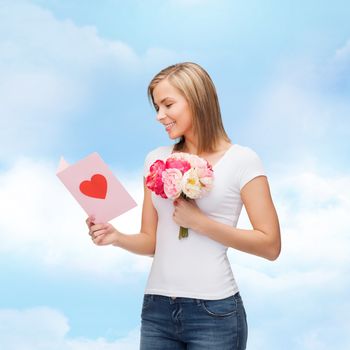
left=86, top=62, right=281, bottom=349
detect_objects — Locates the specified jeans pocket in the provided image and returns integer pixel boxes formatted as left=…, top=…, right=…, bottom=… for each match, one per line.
left=142, top=294, right=153, bottom=312
left=200, top=295, right=238, bottom=318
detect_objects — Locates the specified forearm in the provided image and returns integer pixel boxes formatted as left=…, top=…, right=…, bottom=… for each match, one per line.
left=195, top=216, right=278, bottom=261
left=112, top=231, right=155, bottom=256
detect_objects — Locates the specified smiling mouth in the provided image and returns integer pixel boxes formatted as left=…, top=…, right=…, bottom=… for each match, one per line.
left=165, top=122, right=176, bottom=130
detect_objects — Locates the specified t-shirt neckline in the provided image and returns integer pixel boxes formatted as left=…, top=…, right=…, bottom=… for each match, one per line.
left=168, top=143, right=236, bottom=169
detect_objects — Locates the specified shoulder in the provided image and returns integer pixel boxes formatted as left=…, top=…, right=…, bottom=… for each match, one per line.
left=231, top=144, right=266, bottom=190
left=227, top=143, right=263, bottom=167
left=232, top=143, right=261, bottom=159
left=230, top=143, right=265, bottom=173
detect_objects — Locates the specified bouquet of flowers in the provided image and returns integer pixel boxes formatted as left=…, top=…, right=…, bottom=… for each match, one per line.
left=145, top=151, right=214, bottom=239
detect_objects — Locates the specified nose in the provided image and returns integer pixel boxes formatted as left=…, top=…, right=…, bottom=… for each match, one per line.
left=156, top=109, right=166, bottom=122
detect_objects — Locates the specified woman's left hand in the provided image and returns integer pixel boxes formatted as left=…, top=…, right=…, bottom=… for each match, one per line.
left=172, top=196, right=206, bottom=232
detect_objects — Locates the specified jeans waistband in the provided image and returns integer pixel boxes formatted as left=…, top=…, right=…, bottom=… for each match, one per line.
left=145, top=292, right=240, bottom=304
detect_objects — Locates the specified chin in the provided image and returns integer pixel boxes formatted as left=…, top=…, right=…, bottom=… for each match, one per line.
left=168, top=132, right=178, bottom=139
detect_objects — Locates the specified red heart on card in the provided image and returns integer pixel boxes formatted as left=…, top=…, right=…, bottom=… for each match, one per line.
left=79, top=174, right=107, bottom=199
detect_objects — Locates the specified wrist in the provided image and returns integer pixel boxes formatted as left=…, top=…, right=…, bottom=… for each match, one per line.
left=194, top=214, right=211, bottom=235
left=112, top=230, right=121, bottom=247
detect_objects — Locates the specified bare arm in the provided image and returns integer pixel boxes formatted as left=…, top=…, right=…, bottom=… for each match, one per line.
left=112, top=177, right=157, bottom=255
left=88, top=177, right=157, bottom=256
left=194, top=175, right=281, bottom=261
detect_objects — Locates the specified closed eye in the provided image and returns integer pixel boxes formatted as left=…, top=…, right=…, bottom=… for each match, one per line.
left=153, top=101, right=173, bottom=111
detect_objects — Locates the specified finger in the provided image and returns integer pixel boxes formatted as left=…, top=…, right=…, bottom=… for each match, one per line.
left=90, top=230, right=105, bottom=240
left=92, top=232, right=105, bottom=244
left=86, top=217, right=95, bottom=228
left=87, top=215, right=95, bottom=223
left=90, top=223, right=107, bottom=232
left=93, top=229, right=108, bottom=238
left=91, top=231, right=101, bottom=240
left=90, top=224, right=108, bottom=238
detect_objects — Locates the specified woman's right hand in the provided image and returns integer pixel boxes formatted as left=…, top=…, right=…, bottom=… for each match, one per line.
left=85, top=216, right=120, bottom=246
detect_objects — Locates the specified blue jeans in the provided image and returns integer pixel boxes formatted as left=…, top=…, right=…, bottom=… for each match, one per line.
left=140, top=292, right=248, bottom=349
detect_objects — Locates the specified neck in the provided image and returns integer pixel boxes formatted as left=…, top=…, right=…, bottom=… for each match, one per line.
left=182, top=139, right=231, bottom=156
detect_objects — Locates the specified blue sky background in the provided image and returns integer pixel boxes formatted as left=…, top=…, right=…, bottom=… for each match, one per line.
left=0, top=0, right=349, bottom=348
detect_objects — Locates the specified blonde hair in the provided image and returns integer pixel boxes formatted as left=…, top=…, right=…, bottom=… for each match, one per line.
left=147, top=62, right=231, bottom=154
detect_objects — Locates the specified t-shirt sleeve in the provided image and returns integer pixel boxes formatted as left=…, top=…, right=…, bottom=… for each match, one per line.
left=143, top=149, right=156, bottom=178
left=239, top=148, right=266, bottom=191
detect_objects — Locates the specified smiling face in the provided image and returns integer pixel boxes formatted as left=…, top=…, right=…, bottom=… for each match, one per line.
left=152, top=78, right=194, bottom=140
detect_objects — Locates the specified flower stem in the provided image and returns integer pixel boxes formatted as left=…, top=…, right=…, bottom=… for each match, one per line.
left=179, top=226, right=188, bottom=239
left=178, top=193, right=190, bottom=239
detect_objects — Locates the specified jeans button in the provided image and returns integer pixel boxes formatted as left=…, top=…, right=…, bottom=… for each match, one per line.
left=171, top=296, right=176, bottom=300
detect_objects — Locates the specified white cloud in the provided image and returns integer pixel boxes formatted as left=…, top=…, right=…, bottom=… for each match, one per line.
left=0, top=0, right=180, bottom=161
left=334, top=39, right=350, bottom=63
left=1, top=151, right=349, bottom=279
left=0, top=156, right=152, bottom=282
left=1, top=2, right=349, bottom=349
left=241, top=42, right=350, bottom=167
left=0, top=307, right=140, bottom=350
left=229, top=168, right=350, bottom=349
left=0, top=0, right=181, bottom=77
left=0, top=156, right=349, bottom=347
left=328, top=38, right=350, bottom=93
left=232, top=166, right=350, bottom=289
left=0, top=1, right=139, bottom=72
left=247, top=72, right=332, bottom=151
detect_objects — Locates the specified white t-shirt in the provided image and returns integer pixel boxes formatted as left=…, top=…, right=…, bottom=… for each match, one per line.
left=143, top=143, right=266, bottom=300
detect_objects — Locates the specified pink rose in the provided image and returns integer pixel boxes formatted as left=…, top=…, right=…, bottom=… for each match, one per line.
left=162, top=168, right=183, bottom=199
left=189, top=155, right=208, bottom=169
left=145, top=160, right=167, bottom=198
left=165, top=157, right=191, bottom=174
left=145, top=150, right=215, bottom=239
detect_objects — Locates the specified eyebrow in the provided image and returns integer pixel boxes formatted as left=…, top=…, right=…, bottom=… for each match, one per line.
left=154, top=97, right=174, bottom=105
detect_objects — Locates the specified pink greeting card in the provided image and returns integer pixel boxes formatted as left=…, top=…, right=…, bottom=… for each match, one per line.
left=56, top=152, right=137, bottom=223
